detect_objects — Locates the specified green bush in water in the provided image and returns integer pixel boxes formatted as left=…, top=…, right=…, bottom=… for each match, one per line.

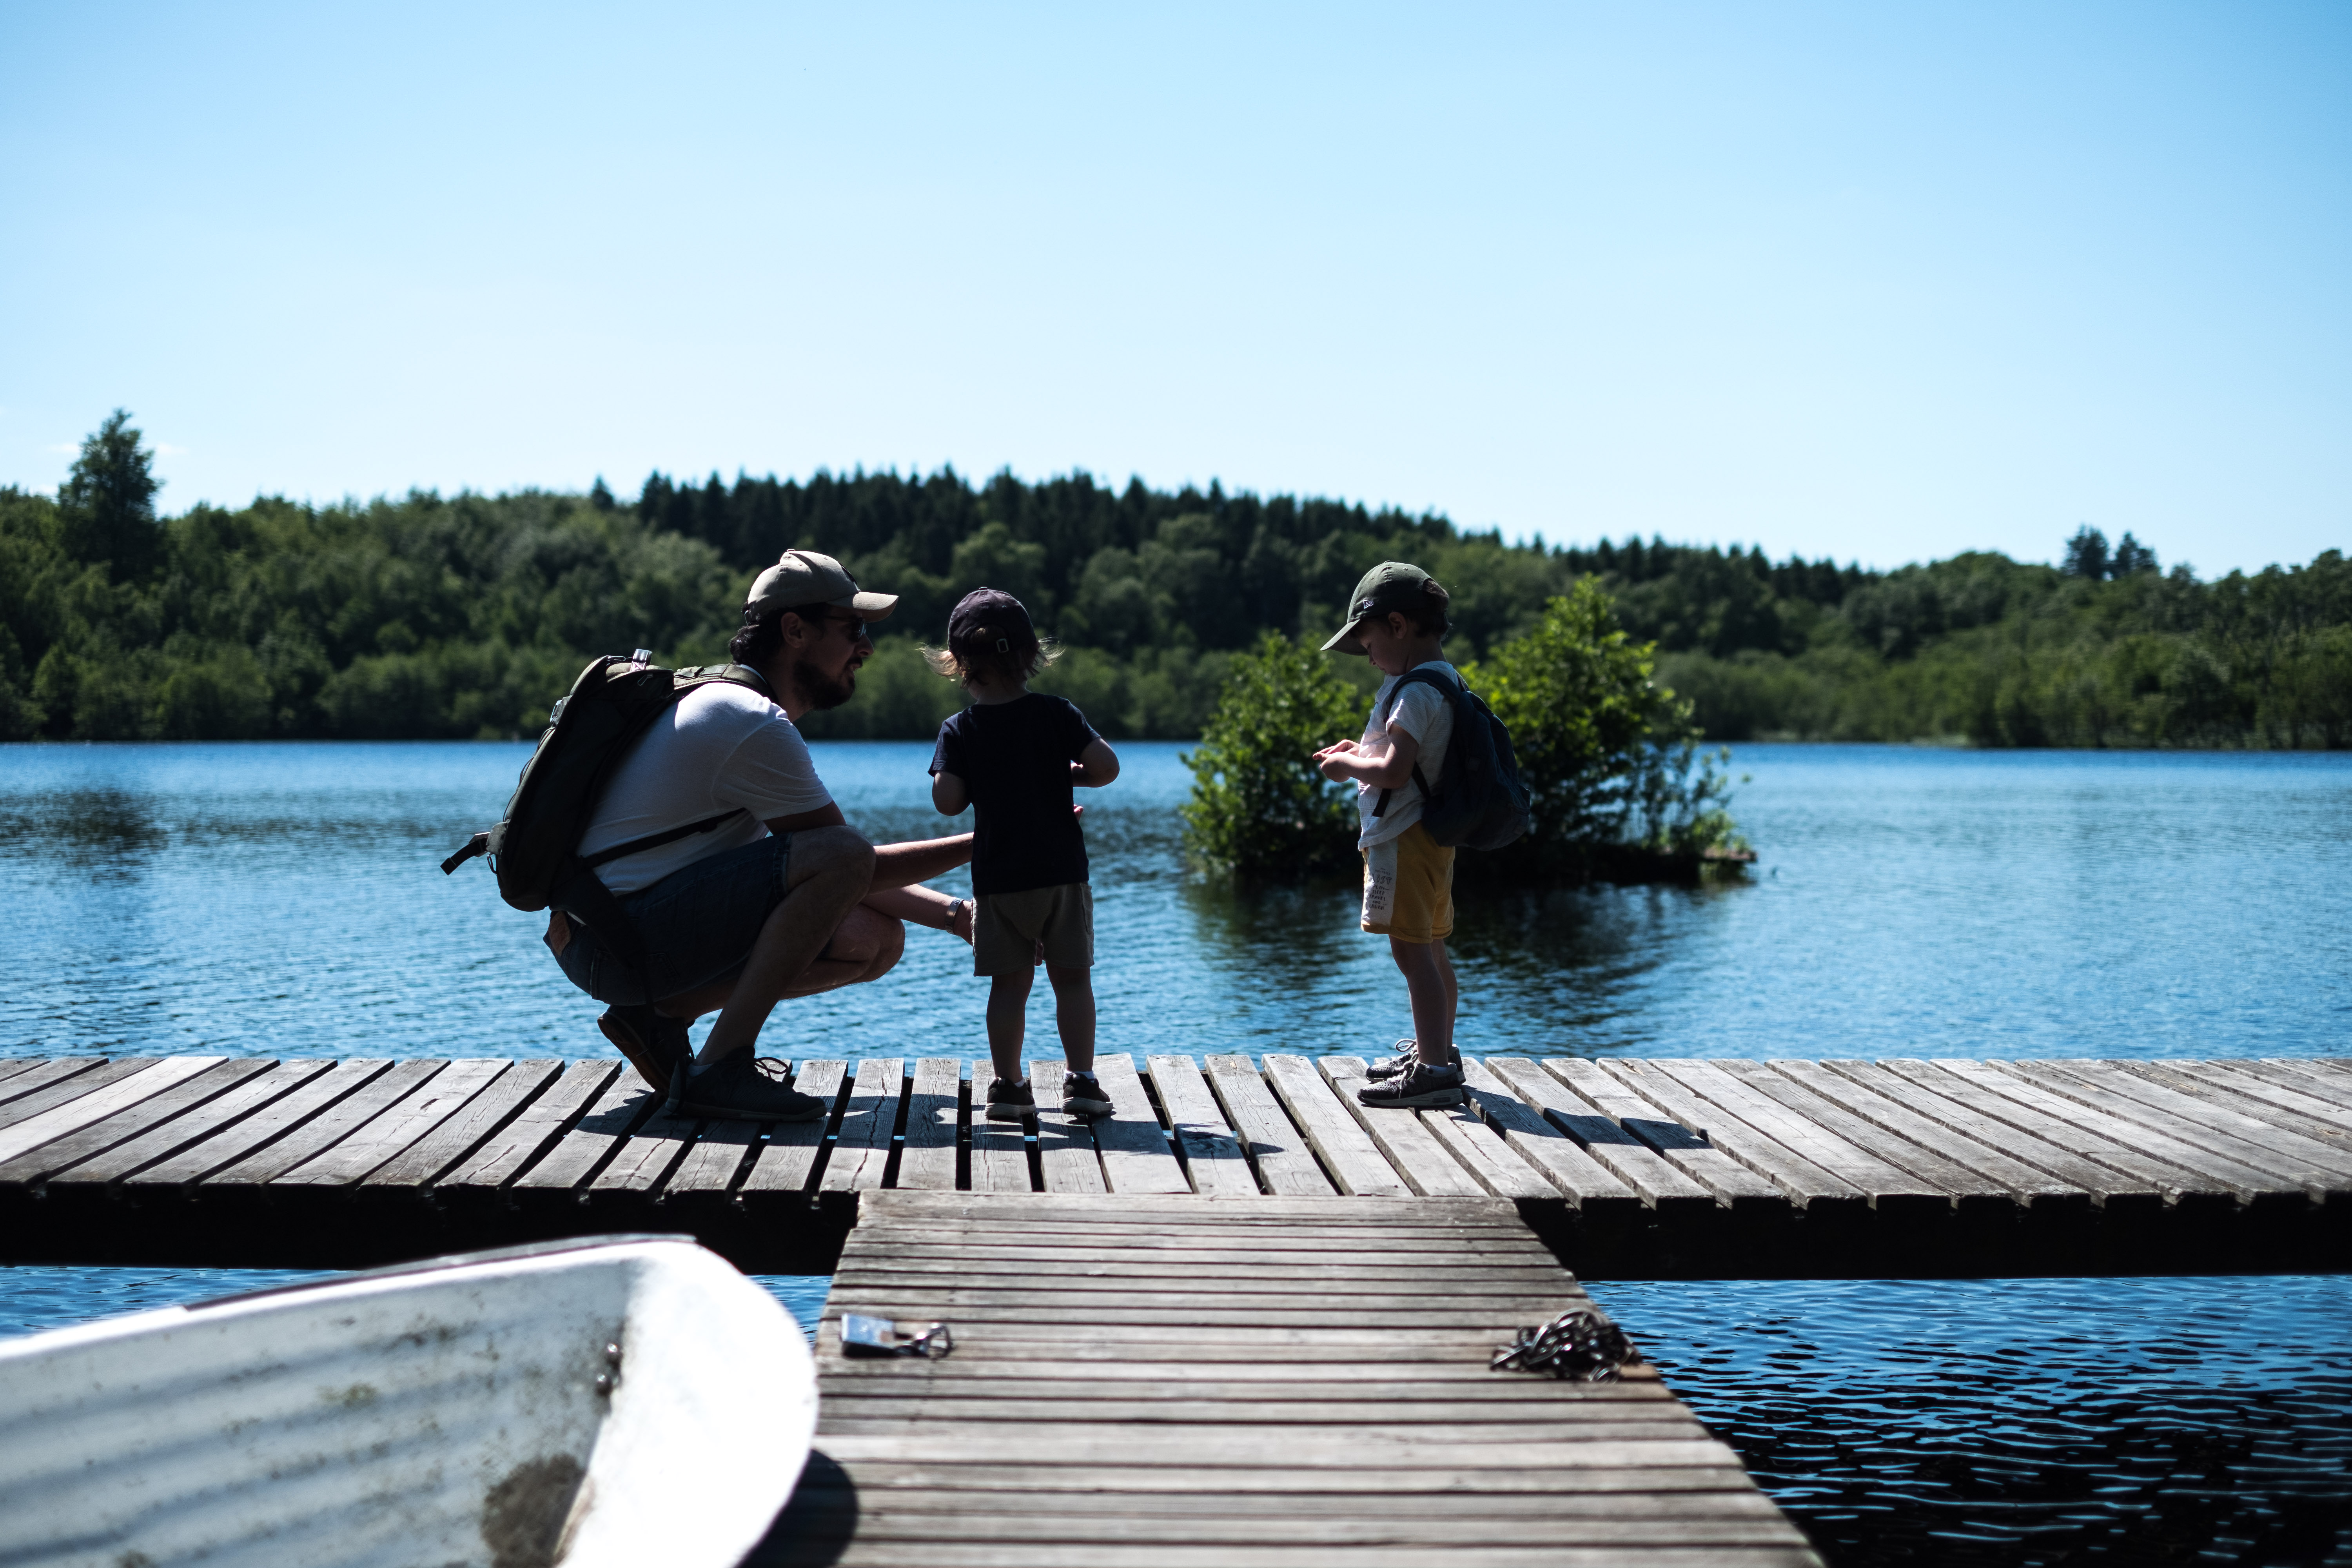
left=1180, top=632, right=1363, bottom=878
left=1462, top=581, right=1747, bottom=874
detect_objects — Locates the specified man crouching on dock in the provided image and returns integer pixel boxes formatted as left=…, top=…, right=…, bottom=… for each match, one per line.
left=546, top=548, right=975, bottom=1121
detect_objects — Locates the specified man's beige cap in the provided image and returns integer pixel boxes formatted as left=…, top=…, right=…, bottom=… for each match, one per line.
left=745, top=548, right=898, bottom=620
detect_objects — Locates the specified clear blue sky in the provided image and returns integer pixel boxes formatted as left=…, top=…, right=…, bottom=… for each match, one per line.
left=3, top=2, right=2345, bottom=575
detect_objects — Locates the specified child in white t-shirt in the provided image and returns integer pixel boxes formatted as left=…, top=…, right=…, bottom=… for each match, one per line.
left=1310, top=561, right=1467, bottom=1109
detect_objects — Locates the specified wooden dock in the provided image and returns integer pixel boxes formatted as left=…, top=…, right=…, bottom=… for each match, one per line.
left=1, top=1053, right=2348, bottom=1276
left=754, top=1192, right=1820, bottom=1568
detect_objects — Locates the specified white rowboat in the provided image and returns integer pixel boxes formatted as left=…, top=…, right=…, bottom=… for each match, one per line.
left=0, top=1235, right=816, bottom=1568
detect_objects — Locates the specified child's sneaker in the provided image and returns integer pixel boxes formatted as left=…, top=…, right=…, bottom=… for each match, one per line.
left=985, top=1077, right=1038, bottom=1122
left=1061, top=1071, right=1114, bottom=1118
left=1366, top=1040, right=1461, bottom=1080
left=1356, top=1060, right=1465, bottom=1109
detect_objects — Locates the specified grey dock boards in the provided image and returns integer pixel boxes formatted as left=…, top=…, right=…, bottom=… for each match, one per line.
left=760, top=1190, right=1820, bottom=1568
left=2, top=1053, right=2350, bottom=1278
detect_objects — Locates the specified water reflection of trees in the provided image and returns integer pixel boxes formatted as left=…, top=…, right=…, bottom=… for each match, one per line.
left=0, top=789, right=166, bottom=867
left=1174, top=873, right=1751, bottom=1056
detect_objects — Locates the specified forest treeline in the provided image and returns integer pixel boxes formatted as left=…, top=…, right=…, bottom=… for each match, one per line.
left=1, top=412, right=2345, bottom=746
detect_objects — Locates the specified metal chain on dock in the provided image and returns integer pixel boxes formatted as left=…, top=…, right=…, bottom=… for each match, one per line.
left=1492, top=1305, right=1642, bottom=1382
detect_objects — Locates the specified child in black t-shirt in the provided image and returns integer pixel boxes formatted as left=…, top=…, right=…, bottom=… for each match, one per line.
left=927, top=588, right=1122, bottom=1121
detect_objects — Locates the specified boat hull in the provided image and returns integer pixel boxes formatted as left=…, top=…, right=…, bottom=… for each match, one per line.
left=0, top=1236, right=815, bottom=1568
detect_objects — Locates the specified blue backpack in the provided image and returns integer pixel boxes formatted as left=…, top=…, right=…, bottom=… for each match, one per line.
left=1370, top=668, right=1533, bottom=851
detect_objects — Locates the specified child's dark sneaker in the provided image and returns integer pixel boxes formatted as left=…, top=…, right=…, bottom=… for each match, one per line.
left=673, top=1048, right=831, bottom=1122
left=985, top=1077, right=1038, bottom=1122
left=1061, top=1071, right=1114, bottom=1118
left=1365, top=1040, right=1462, bottom=1080
left=1356, top=1060, right=1465, bottom=1109
left=598, top=1004, right=693, bottom=1096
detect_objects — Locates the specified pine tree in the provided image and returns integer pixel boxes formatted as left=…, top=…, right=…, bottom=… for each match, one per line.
left=2063, top=526, right=2111, bottom=580
left=57, top=409, right=161, bottom=577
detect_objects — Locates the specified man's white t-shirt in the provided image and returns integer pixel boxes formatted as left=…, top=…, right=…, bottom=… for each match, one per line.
left=580, top=684, right=835, bottom=895
left=1355, top=660, right=1458, bottom=848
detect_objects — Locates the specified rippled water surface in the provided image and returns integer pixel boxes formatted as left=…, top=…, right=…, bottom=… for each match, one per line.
left=1590, top=1275, right=2352, bottom=1566
left=4, top=740, right=2350, bottom=1565
left=3, top=741, right=2348, bottom=1060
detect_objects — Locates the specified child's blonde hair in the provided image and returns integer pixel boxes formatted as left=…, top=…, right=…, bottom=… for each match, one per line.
left=924, top=635, right=1061, bottom=688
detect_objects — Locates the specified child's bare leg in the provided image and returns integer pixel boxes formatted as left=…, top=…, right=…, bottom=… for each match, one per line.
left=985, top=969, right=1033, bottom=1083
left=1045, top=964, right=1096, bottom=1073
left=1390, top=936, right=1457, bottom=1067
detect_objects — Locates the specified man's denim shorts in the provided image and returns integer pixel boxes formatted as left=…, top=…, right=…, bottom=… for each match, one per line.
left=552, top=834, right=791, bottom=1006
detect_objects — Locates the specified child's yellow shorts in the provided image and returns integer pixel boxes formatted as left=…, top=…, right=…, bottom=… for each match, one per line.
left=1361, top=823, right=1455, bottom=944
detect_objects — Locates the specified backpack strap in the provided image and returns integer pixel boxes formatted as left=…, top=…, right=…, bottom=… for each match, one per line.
left=578, top=810, right=746, bottom=869
left=677, top=661, right=774, bottom=698
left=1370, top=668, right=1461, bottom=821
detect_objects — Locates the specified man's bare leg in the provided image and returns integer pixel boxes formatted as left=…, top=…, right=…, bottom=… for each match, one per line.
left=781, top=905, right=905, bottom=997
left=693, top=826, right=872, bottom=1063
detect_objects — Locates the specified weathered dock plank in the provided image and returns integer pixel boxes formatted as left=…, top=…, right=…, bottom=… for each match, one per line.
left=1917, top=1059, right=2261, bottom=1202
left=5, top=1052, right=2348, bottom=1277
left=509, top=1066, right=657, bottom=1190
left=1484, top=1057, right=1713, bottom=1211
left=1030, top=1061, right=1109, bottom=1194
left=764, top=1190, right=1819, bottom=1568
left=894, top=1057, right=963, bottom=1191
left=278, top=1058, right=509, bottom=1187
left=0, top=1058, right=111, bottom=1111
left=52, top=1060, right=337, bottom=1187
left=1541, top=1058, right=1786, bottom=1209
left=0, top=1058, right=270, bottom=1184
left=1713, top=1059, right=2006, bottom=1208
left=1759, top=1059, right=2072, bottom=1207
left=739, top=1059, right=849, bottom=1195
left=1087, top=1054, right=1191, bottom=1195
left=1260, top=1053, right=1410, bottom=1197
left=1458, top=1056, right=1646, bottom=1210
left=128, top=1059, right=395, bottom=1187
left=0, top=1059, right=185, bottom=1147
left=2007, top=1060, right=2352, bottom=1192
left=2146, top=1060, right=2352, bottom=1147
left=1204, top=1054, right=1334, bottom=1196
left=436, top=1058, right=618, bottom=1190
left=366, top=1058, right=564, bottom=1189
left=1145, top=1055, right=1258, bottom=1196
left=822, top=1058, right=905, bottom=1193
left=1314, top=1055, right=1486, bottom=1197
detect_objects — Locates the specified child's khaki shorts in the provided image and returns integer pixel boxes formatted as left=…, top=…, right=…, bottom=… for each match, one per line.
left=973, top=882, right=1094, bottom=975
left=1361, top=823, right=1455, bottom=944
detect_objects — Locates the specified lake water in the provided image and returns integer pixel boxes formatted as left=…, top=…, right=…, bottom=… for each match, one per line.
left=4, top=740, right=2350, bottom=1566
left=4, top=740, right=2348, bottom=1061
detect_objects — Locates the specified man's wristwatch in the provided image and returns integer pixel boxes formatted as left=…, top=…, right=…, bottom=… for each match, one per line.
left=946, top=898, right=971, bottom=928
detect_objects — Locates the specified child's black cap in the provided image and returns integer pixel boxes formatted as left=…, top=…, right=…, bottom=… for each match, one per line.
left=948, top=587, right=1035, bottom=654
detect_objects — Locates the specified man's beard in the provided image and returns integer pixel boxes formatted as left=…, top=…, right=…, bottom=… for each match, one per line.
left=794, top=655, right=859, bottom=712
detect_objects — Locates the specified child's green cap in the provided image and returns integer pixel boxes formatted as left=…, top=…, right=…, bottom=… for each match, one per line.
left=1320, top=561, right=1448, bottom=654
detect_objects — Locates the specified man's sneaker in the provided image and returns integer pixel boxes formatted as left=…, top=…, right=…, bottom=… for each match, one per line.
left=598, top=1004, right=693, bottom=1096
left=1366, top=1040, right=1463, bottom=1080
left=1061, top=1071, right=1114, bottom=1118
left=1357, top=1060, right=1465, bottom=1109
left=672, top=1048, right=831, bottom=1122
left=985, top=1078, right=1038, bottom=1122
